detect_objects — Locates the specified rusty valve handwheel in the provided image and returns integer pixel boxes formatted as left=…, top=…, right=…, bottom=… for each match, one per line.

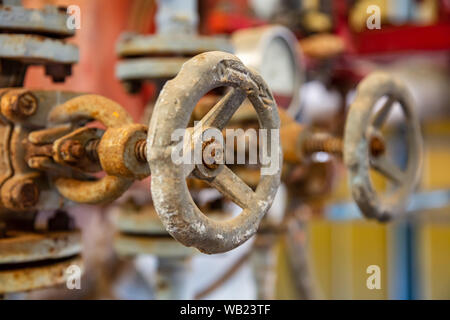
left=344, top=72, right=422, bottom=221
left=147, top=51, right=282, bottom=254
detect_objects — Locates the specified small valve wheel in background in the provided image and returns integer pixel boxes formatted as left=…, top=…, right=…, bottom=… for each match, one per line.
left=344, top=72, right=423, bottom=221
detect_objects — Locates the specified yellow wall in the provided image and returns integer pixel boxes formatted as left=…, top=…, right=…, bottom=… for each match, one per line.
left=305, top=219, right=389, bottom=299
left=417, top=208, right=450, bottom=299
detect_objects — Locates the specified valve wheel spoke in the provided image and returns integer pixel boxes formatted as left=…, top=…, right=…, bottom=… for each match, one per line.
left=370, top=155, right=405, bottom=184
left=194, top=88, right=246, bottom=131
left=206, top=165, right=255, bottom=209
left=369, top=97, right=406, bottom=185
left=372, top=96, right=395, bottom=129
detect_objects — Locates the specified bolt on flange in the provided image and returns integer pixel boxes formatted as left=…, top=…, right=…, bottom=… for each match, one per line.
left=8, top=179, right=40, bottom=210
left=0, top=90, right=38, bottom=121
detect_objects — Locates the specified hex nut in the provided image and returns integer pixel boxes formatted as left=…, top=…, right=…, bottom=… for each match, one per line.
left=98, top=124, right=150, bottom=180
left=60, top=140, right=85, bottom=163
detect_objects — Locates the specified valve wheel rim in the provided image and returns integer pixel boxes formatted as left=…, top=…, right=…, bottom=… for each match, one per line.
left=148, top=51, right=281, bottom=254
left=344, top=72, right=423, bottom=221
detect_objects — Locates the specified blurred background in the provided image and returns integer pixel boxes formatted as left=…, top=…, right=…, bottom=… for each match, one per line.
left=3, top=0, right=450, bottom=300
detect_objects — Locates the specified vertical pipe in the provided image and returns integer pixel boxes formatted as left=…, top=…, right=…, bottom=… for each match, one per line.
left=156, top=0, right=198, bottom=35
left=156, top=257, right=192, bottom=299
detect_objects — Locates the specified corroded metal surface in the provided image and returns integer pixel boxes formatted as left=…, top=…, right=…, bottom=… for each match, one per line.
left=48, top=95, right=134, bottom=204
left=0, top=231, right=81, bottom=264
left=344, top=72, right=423, bottom=221
left=0, top=255, right=83, bottom=294
left=15, top=90, right=82, bottom=127
left=0, top=2, right=78, bottom=86
left=0, top=34, right=78, bottom=64
left=0, top=4, right=75, bottom=37
left=50, top=161, right=132, bottom=206
left=117, top=33, right=233, bottom=58
left=0, top=89, right=38, bottom=121
left=0, top=90, right=44, bottom=211
left=0, top=229, right=83, bottom=294
left=115, top=0, right=231, bottom=100
left=2, top=90, right=148, bottom=209
left=115, top=33, right=233, bottom=87
left=148, top=51, right=282, bottom=254
left=115, top=12, right=232, bottom=83
left=51, top=127, right=103, bottom=173
left=1, top=90, right=81, bottom=127
left=48, top=94, right=133, bottom=127
left=0, top=172, right=41, bottom=211
left=116, top=57, right=188, bottom=81
left=0, top=90, right=13, bottom=191
left=0, top=90, right=82, bottom=212
left=98, top=124, right=150, bottom=180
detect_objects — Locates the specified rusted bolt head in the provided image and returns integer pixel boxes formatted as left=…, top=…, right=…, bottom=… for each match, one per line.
left=202, top=138, right=224, bottom=170
left=60, top=140, right=85, bottom=163
left=369, top=135, right=386, bottom=157
left=12, top=91, right=38, bottom=118
left=10, top=179, right=40, bottom=209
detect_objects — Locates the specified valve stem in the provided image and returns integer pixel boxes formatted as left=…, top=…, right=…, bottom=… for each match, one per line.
left=303, top=134, right=343, bottom=157
left=85, top=138, right=148, bottom=164
left=302, top=133, right=386, bottom=159
left=85, top=139, right=100, bottom=162
left=135, top=139, right=147, bottom=163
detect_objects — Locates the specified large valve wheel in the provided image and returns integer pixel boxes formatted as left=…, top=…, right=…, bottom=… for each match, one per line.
left=344, top=72, right=423, bottom=221
left=148, top=51, right=282, bottom=254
